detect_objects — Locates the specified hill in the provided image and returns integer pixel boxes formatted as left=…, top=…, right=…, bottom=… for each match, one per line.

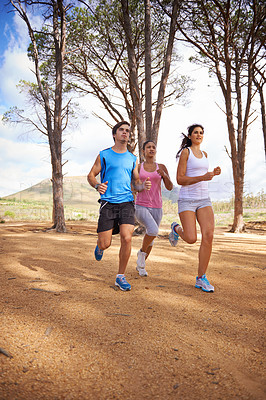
left=3, top=176, right=179, bottom=205
left=3, top=176, right=100, bottom=207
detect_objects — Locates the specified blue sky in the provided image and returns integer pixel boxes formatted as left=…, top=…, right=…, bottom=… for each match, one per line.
left=0, top=2, right=14, bottom=62
left=0, top=4, right=265, bottom=200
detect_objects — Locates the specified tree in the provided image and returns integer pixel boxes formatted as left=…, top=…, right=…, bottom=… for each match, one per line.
left=66, top=0, right=189, bottom=156
left=175, top=0, right=266, bottom=232
left=5, top=0, right=74, bottom=232
left=253, top=67, right=266, bottom=158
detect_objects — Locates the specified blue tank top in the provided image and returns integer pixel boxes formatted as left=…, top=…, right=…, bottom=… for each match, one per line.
left=99, top=147, right=137, bottom=203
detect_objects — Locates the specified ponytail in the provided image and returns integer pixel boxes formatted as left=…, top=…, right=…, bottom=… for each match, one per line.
left=176, top=133, right=192, bottom=158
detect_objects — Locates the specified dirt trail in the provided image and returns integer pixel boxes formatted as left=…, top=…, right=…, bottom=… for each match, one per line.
left=0, top=222, right=265, bottom=399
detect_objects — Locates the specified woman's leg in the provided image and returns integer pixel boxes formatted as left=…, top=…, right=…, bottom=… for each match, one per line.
left=135, top=206, right=160, bottom=258
left=141, top=234, right=156, bottom=257
left=177, top=211, right=197, bottom=244
left=196, top=206, right=215, bottom=276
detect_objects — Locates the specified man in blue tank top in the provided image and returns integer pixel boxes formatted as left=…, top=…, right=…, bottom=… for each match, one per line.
left=88, top=121, right=151, bottom=291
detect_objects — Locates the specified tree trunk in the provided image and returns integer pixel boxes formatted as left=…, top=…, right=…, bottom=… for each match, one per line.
left=51, top=0, right=66, bottom=232
left=52, top=168, right=66, bottom=232
left=230, top=164, right=245, bottom=232
left=151, top=0, right=179, bottom=144
left=253, top=77, right=266, bottom=158
left=121, top=0, right=145, bottom=158
left=145, top=0, right=152, bottom=141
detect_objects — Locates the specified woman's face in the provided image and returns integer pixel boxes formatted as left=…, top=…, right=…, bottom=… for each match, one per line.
left=189, top=126, right=204, bottom=144
left=144, top=141, right=156, bottom=158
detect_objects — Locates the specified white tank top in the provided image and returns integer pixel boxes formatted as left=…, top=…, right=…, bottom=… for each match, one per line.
left=179, top=148, right=209, bottom=200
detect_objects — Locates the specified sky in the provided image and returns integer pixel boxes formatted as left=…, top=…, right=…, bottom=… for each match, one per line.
left=0, top=4, right=265, bottom=201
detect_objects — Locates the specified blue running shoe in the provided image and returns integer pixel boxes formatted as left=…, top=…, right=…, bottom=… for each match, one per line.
left=115, top=275, right=131, bottom=291
left=195, top=274, right=214, bottom=292
left=94, top=245, right=104, bottom=261
left=169, top=222, right=180, bottom=246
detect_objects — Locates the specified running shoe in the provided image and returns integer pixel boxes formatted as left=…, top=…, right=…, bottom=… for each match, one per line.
left=136, top=265, right=148, bottom=277
left=195, top=274, right=214, bottom=292
left=136, top=249, right=148, bottom=276
left=169, top=222, right=180, bottom=246
left=115, top=275, right=131, bottom=291
left=94, top=244, right=104, bottom=261
left=137, top=249, right=146, bottom=268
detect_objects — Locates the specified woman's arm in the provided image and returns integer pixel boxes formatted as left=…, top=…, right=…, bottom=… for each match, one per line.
left=157, top=164, right=173, bottom=191
left=132, top=160, right=151, bottom=192
left=176, top=148, right=216, bottom=186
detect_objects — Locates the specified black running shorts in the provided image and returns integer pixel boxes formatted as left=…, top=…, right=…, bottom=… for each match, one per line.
left=97, top=201, right=135, bottom=235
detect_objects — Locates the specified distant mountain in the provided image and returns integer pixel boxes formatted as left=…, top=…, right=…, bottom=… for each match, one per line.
left=3, top=176, right=99, bottom=206
left=3, top=176, right=179, bottom=205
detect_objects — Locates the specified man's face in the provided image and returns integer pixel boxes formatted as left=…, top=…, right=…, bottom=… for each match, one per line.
left=114, top=124, right=131, bottom=143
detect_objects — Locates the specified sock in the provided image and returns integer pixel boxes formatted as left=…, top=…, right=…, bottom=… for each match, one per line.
left=116, top=274, right=124, bottom=278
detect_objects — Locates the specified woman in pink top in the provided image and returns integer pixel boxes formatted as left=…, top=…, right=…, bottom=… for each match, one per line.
left=135, top=141, right=173, bottom=276
left=169, top=124, right=221, bottom=292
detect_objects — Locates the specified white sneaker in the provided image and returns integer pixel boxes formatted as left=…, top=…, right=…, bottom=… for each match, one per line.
left=195, top=275, right=214, bottom=292
left=137, top=249, right=146, bottom=268
left=136, top=249, right=148, bottom=276
left=136, top=265, right=148, bottom=277
left=169, top=222, right=180, bottom=247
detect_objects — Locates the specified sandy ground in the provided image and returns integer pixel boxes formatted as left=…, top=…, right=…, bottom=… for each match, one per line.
left=0, top=221, right=265, bottom=400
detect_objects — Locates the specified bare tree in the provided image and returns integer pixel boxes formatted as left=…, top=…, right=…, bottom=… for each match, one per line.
left=175, top=0, right=266, bottom=232
left=66, top=0, right=188, bottom=157
left=5, top=0, right=74, bottom=232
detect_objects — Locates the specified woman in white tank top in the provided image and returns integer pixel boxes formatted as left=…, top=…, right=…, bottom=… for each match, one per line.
left=169, top=124, right=221, bottom=292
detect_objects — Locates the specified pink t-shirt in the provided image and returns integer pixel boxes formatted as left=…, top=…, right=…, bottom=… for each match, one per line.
left=135, top=163, right=162, bottom=208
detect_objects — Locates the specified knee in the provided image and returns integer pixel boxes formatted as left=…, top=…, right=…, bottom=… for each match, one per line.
left=98, top=238, right=111, bottom=250
left=202, top=230, right=214, bottom=245
left=186, top=236, right=197, bottom=245
left=147, top=229, right=159, bottom=237
left=120, top=234, right=132, bottom=246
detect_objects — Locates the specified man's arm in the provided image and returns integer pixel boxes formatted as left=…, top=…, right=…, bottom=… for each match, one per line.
left=87, top=155, right=108, bottom=194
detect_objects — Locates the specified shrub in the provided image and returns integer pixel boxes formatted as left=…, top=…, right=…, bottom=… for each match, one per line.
left=4, top=211, right=15, bottom=218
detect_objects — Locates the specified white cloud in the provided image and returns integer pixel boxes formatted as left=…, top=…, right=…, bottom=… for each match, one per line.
left=0, top=137, right=51, bottom=197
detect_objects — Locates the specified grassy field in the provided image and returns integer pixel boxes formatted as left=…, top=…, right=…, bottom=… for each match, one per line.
left=1, top=198, right=266, bottom=228
left=1, top=177, right=265, bottom=227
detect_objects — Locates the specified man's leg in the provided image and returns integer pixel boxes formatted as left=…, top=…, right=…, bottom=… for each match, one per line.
left=94, top=229, right=113, bottom=261
left=118, top=224, right=135, bottom=274
left=97, top=229, right=113, bottom=250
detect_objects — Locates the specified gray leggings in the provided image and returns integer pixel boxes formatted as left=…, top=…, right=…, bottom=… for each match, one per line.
left=135, top=205, right=163, bottom=237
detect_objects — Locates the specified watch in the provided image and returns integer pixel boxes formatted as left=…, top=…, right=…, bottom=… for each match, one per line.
left=95, top=183, right=100, bottom=191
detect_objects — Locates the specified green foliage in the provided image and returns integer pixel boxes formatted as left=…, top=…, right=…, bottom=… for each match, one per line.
left=2, top=106, right=24, bottom=124
left=4, top=210, right=15, bottom=218
left=65, top=0, right=189, bottom=122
